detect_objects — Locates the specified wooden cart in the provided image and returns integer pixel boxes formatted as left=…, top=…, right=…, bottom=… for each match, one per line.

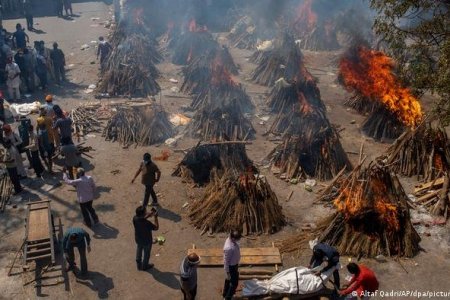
left=23, top=200, right=57, bottom=268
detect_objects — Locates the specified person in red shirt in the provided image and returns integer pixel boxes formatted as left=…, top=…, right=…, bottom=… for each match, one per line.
left=340, top=263, right=379, bottom=299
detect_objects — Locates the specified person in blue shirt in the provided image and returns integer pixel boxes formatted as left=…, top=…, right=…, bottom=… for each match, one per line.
left=309, top=242, right=341, bottom=288
left=12, top=23, right=29, bottom=50
left=62, top=227, right=91, bottom=275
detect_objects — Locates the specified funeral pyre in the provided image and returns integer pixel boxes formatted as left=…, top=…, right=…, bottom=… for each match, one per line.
left=103, top=104, right=173, bottom=147
left=282, top=161, right=421, bottom=258
left=385, top=121, right=450, bottom=180
left=339, top=45, right=423, bottom=141
left=186, top=60, right=254, bottom=141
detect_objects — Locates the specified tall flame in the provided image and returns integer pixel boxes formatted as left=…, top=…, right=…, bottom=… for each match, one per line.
left=210, top=55, right=236, bottom=87
left=294, top=0, right=317, bottom=32
left=339, top=46, right=423, bottom=128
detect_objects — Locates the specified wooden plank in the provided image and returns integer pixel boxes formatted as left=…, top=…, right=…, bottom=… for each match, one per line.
left=414, top=177, right=445, bottom=193
left=27, top=247, right=52, bottom=256
left=188, top=247, right=280, bottom=257
left=188, top=247, right=282, bottom=266
left=26, top=253, right=52, bottom=262
left=27, top=200, right=50, bottom=206
left=27, top=241, right=51, bottom=249
left=416, top=190, right=440, bottom=203
left=27, top=208, right=50, bottom=242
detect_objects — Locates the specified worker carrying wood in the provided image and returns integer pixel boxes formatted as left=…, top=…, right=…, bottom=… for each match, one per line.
left=339, top=263, right=379, bottom=299
left=308, top=241, right=341, bottom=289
left=62, top=227, right=91, bottom=276
left=223, top=230, right=241, bottom=300
left=179, top=252, right=200, bottom=300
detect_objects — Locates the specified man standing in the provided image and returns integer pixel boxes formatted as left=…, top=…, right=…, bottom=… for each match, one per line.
left=60, top=137, right=79, bottom=179
left=12, top=23, right=28, bottom=50
left=340, top=263, right=379, bottom=299
left=24, top=124, right=44, bottom=177
left=180, top=253, right=200, bottom=300
left=97, top=36, right=112, bottom=72
left=50, top=42, right=65, bottom=84
left=131, top=153, right=161, bottom=207
left=43, top=95, right=55, bottom=118
left=63, top=0, right=73, bottom=16
left=223, top=230, right=241, bottom=300
left=5, top=57, right=21, bottom=101
left=62, top=227, right=91, bottom=275
left=1, top=140, right=23, bottom=195
left=23, top=0, right=34, bottom=31
left=133, top=206, right=159, bottom=271
left=309, top=242, right=341, bottom=289
left=63, top=167, right=99, bottom=227
left=53, top=106, right=73, bottom=143
left=22, top=48, right=34, bottom=92
left=3, top=124, right=27, bottom=178
left=35, top=51, right=48, bottom=90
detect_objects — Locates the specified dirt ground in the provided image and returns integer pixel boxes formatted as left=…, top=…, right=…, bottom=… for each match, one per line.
left=1, top=2, right=450, bottom=300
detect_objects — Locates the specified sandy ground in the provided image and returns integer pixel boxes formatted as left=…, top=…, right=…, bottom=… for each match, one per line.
left=0, top=2, right=450, bottom=300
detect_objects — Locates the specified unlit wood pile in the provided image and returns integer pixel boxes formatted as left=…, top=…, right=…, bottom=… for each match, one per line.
left=189, top=170, right=286, bottom=235
left=69, top=105, right=103, bottom=138
left=413, top=175, right=450, bottom=217
left=0, top=172, right=13, bottom=212
left=172, top=31, right=218, bottom=65
left=227, top=15, right=257, bottom=50
left=250, top=33, right=303, bottom=86
left=103, top=105, right=173, bottom=147
left=343, top=95, right=378, bottom=114
left=282, top=162, right=421, bottom=257
left=386, top=123, right=450, bottom=180
left=181, top=46, right=239, bottom=95
left=98, top=30, right=161, bottom=97
left=186, top=98, right=255, bottom=141
left=362, top=106, right=405, bottom=141
left=172, top=143, right=256, bottom=186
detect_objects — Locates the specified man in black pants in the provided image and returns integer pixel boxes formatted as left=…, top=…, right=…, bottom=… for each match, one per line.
left=131, top=153, right=161, bottom=207
left=309, top=242, right=341, bottom=288
left=133, top=206, right=159, bottom=270
left=223, top=230, right=241, bottom=300
left=62, top=167, right=99, bottom=227
left=63, top=227, right=91, bottom=275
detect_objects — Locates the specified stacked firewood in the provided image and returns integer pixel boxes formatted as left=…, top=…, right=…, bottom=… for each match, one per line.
left=361, top=106, right=405, bottom=141
left=189, top=170, right=286, bottom=235
left=412, top=175, right=450, bottom=217
left=69, top=105, right=103, bottom=138
left=250, top=33, right=304, bottom=86
left=282, top=161, right=421, bottom=257
left=98, top=23, right=161, bottom=97
left=172, top=142, right=256, bottom=186
left=385, top=122, right=449, bottom=180
left=0, top=172, right=13, bottom=212
left=227, top=15, right=257, bottom=50
left=181, top=46, right=239, bottom=95
left=103, top=104, right=173, bottom=147
left=343, top=95, right=378, bottom=114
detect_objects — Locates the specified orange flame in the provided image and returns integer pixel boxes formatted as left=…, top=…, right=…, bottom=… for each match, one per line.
left=339, top=46, right=423, bottom=128
left=294, top=0, right=317, bottom=32
left=210, top=55, right=237, bottom=87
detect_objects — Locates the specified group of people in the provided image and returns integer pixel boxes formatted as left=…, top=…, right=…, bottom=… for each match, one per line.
left=0, top=22, right=66, bottom=100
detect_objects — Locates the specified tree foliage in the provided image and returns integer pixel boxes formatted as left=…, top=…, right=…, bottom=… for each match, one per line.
left=370, top=0, right=450, bottom=124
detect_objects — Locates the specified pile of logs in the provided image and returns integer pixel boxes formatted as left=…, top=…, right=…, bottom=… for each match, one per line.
left=103, top=104, right=173, bottom=147
left=283, top=161, right=421, bottom=257
left=362, top=106, right=405, bottom=141
left=0, top=172, right=13, bottom=212
left=412, top=175, right=450, bottom=217
left=172, top=31, right=218, bottom=65
left=227, top=15, right=257, bottom=50
left=172, top=142, right=256, bottom=186
left=343, top=95, right=378, bottom=114
left=186, top=98, right=255, bottom=141
left=98, top=30, right=161, bottom=97
left=69, top=105, right=103, bottom=138
left=385, top=122, right=450, bottom=180
left=189, top=170, right=286, bottom=235
left=250, top=33, right=304, bottom=86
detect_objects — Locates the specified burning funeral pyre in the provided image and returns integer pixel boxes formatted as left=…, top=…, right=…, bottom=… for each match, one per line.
left=339, top=45, right=423, bottom=141
left=385, top=121, right=450, bottom=180
left=264, top=54, right=351, bottom=181
left=181, top=45, right=239, bottom=95
left=250, top=33, right=304, bottom=87
left=186, top=60, right=254, bottom=141
left=282, top=161, right=421, bottom=258
left=97, top=21, right=162, bottom=97
left=172, top=19, right=218, bottom=65
left=103, top=104, right=173, bottom=147
left=189, top=170, right=286, bottom=235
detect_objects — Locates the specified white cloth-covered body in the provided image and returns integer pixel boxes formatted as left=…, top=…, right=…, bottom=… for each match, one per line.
left=242, top=266, right=336, bottom=296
